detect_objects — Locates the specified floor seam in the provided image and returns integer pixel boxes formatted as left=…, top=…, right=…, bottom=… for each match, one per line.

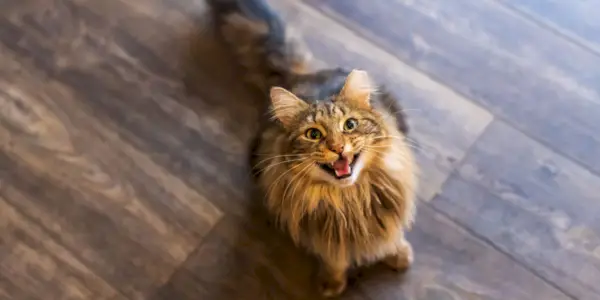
left=146, top=213, right=227, bottom=296
left=491, top=0, right=600, bottom=59
left=1, top=200, right=135, bottom=300
left=424, top=200, right=578, bottom=300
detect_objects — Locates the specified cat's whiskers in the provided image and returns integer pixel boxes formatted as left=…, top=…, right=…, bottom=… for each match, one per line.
left=362, top=145, right=389, bottom=153
left=362, top=147, right=389, bottom=160
left=403, top=136, right=421, bottom=147
left=380, top=96, right=420, bottom=115
left=371, top=135, right=423, bottom=152
left=372, top=134, right=419, bottom=144
left=404, top=136, right=418, bottom=143
left=282, top=161, right=316, bottom=235
left=362, top=144, right=391, bottom=149
left=253, top=152, right=310, bottom=157
left=254, top=153, right=309, bottom=168
left=404, top=144, right=422, bottom=152
left=363, top=146, right=412, bottom=166
left=255, top=157, right=309, bottom=175
left=367, top=142, right=421, bottom=153
left=282, top=160, right=314, bottom=202
left=285, top=162, right=316, bottom=221
left=371, top=135, right=405, bottom=141
left=266, top=159, right=312, bottom=199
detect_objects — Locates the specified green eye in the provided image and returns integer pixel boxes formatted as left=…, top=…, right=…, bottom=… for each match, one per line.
left=306, top=128, right=323, bottom=140
left=344, top=118, right=358, bottom=131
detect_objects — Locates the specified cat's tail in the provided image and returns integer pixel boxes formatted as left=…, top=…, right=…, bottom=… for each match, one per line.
left=207, top=0, right=313, bottom=92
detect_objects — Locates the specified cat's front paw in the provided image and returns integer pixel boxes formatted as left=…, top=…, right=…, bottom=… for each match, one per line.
left=383, top=240, right=413, bottom=272
left=319, top=276, right=347, bottom=298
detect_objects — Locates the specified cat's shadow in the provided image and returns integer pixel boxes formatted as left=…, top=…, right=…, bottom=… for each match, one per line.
left=149, top=15, right=406, bottom=300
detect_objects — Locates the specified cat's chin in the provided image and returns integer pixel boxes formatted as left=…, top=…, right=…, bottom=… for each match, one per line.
left=314, top=172, right=359, bottom=187
left=333, top=175, right=359, bottom=187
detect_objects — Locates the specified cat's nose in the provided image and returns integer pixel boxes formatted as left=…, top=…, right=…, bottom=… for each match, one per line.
left=328, top=143, right=344, bottom=154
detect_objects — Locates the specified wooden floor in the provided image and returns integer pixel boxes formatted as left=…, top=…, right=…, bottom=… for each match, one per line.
left=1, top=0, right=599, bottom=299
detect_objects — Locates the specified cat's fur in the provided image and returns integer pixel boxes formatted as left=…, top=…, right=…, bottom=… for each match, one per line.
left=208, top=0, right=417, bottom=297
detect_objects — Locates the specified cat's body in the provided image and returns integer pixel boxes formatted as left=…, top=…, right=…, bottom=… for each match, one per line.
left=208, top=0, right=417, bottom=297
left=253, top=101, right=417, bottom=260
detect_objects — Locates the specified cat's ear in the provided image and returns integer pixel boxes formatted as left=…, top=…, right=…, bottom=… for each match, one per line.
left=338, top=69, right=373, bottom=109
left=269, top=87, right=308, bottom=127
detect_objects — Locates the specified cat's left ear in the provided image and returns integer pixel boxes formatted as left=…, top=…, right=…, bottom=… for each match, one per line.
left=269, top=86, right=309, bottom=127
left=338, top=69, right=373, bottom=109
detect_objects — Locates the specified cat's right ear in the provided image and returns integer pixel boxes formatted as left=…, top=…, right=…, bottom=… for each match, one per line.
left=338, top=69, right=373, bottom=109
left=269, top=87, right=308, bottom=127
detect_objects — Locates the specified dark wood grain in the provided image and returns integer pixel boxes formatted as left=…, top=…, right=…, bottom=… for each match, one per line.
left=267, top=0, right=493, bottom=201
left=0, top=0, right=265, bottom=216
left=0, top=52, right=221, bottom=299
left=432, top=121, right=600, bottom=300
left=0, top=0, right=264, bottom=298
left=497, top=0, right=600, bottom=54
left=0, top=199, right=128, bottom=300
left=309, top=0, right=600, bottom=176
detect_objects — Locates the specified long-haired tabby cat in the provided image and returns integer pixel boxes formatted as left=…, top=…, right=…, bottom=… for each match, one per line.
left=208, top=0, right=418, bottom=297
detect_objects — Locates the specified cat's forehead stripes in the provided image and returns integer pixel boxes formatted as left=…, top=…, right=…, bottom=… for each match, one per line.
left=304, top=102, right=350, bottom=124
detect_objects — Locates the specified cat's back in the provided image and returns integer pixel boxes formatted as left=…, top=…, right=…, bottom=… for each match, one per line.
left=288, top=68, right=350, bottom=104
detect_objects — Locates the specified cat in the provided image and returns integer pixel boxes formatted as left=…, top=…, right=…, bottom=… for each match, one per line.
left=207, top=0, right=418, bottom=297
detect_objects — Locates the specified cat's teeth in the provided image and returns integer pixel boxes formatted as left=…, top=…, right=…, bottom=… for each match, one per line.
left=334, top=166, right=352, bottom=177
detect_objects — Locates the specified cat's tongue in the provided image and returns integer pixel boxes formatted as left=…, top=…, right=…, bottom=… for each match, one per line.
left=332, top=157, right=351, bottom=177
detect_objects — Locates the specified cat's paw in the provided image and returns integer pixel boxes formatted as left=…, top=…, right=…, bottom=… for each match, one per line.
left=319, top=276, right=347, bottom=298
left=383, top=241, right=413, bottom=272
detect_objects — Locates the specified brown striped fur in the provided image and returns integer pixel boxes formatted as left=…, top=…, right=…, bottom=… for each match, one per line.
left=208, top=0, right=417, bottom=297
left=208, top=0, right=312, bottom=92
left=254, top=72, right=417, bottom=297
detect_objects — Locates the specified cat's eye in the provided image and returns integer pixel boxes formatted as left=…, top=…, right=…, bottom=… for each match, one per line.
left=344, top=118, right=358, bottom=131
left=305, top=128, right=323, bottom=140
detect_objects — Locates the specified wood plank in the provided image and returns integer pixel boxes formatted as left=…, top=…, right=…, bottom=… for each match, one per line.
left=0, top=0, right=264, bottom=215
left=310, top=0, right=600, bottom=176
left=432, top=121, right=600, bottom=300
left=266, top=0, right=492, bottom=201
left=0, top=0, right=238, bottom=297
left=0, top=199, right=127, bottom=300
left=178, top=200, right=570, bottom=299
left=0, top=275, right=26, bottom=300
left=0, top=55, right=222, bottom=255
left=0, top=74, right=219, bottom=298
left=497, top=0, right=600, bottom=54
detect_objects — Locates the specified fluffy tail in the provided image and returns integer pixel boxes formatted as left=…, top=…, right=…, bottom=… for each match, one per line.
left=207, top=0, right=313, bottom=92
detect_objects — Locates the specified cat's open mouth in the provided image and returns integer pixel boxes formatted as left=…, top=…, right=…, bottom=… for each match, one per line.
left=318, top=153, right=361, bottom=179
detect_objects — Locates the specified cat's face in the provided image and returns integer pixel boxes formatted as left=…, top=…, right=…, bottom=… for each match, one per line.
left=287, top=102, right=387, bottom=186
left=270, top=70, right=393, bottom=187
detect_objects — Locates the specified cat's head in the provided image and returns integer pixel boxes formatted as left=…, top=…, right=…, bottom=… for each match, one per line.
left=269, top=70, right=400, bottom=187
